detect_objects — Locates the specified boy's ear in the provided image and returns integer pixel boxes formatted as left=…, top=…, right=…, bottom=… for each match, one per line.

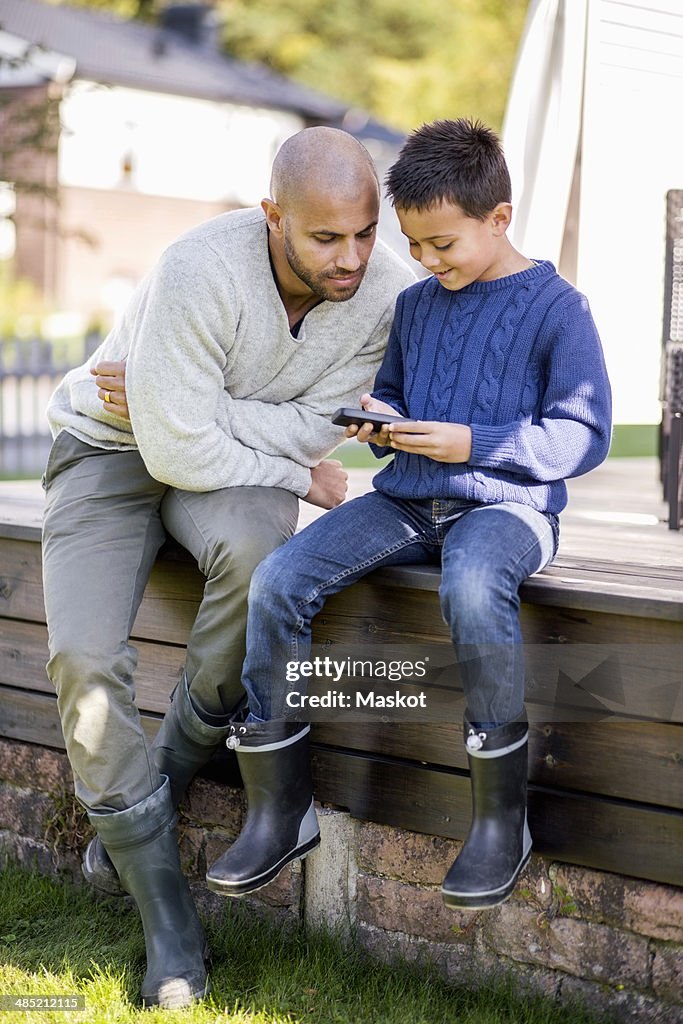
left=261, top=197, right=284, bottom=236
left=490, top=202, right=513, bottom=236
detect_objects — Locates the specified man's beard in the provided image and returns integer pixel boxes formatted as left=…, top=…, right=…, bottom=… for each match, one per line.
left=283, top=232, right=366, bottom=302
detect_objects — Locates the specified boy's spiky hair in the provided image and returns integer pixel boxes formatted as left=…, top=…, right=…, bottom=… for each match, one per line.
left=385, top=118, right=512, bottom=221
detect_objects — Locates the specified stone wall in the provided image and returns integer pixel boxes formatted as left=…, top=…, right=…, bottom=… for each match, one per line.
left=0, top=736, right=681, bottom=1024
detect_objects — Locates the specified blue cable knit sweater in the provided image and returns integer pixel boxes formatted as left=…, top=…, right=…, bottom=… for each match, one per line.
left=371, top=260, right=612, bottom=515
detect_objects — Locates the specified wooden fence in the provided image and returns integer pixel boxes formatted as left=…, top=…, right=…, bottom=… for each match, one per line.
left=0, top=333, right=101, bottom=477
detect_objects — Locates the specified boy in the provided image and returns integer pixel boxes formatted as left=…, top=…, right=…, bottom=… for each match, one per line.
left=205, top=119, right=612, bottom=910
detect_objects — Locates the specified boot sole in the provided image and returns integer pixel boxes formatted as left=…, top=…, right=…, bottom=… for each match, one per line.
left=141, top=943, right=211, bottom=1008
left=141, top=977, right=211, bottom=1009
left=206, top=834, right=320, bottom=897
left=441, top=850, right=531, bottom=910
left=81, top=858, right=125, bottom=899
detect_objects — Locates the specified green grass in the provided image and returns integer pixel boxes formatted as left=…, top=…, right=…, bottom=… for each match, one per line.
left=608, top=424, right=659, bottom=458
left=0, top=862, right=611, bottom=1024
left=334, top=441, right=382, bottom=470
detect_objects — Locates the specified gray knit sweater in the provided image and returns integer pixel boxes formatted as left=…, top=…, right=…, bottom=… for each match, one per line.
left=47, top=208, right=414, bottom=495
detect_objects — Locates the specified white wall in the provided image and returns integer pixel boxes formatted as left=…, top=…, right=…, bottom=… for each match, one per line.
left=504, top=0, right=683, bottom=426
left=579, top=0, right=683, bottom=425
left=58, top=81, right=303, bottom=207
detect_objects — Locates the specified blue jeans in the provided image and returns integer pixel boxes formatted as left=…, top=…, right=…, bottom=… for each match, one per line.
left=242, top=492, right=559, bottom=727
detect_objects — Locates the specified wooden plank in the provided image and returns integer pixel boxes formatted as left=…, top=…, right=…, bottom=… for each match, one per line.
left=0, top=685, right=243, bottom=788
left=371, top=558, right=683, bottom=592
left=2, top=621, right=680, bottom=809
left=519, top=602, right=681, bottom=644
left=0, top=619, right=184, bottom=714
left=528, top=721, right=683, bottom=808
left=0, top=538, right=46, bottom=623
left=311, top=747, right=683, bottom=888
left=299, top=638, right=681, bottom=736
left=5, top=530, right=682, bottom=652
left=2, top=533, right=681, bottom=725
left=132, top=558, right=204, bottom=644
left=0, top=536, right=205, bottom=645
left=314, top=575, right=683, bottom=645
left=0, top=685, right=72, bottom=750
left=311, top=720, right=683, bottom=810
left=0, top=684, right=161, bottom=750
left=312, top=590, right=683, bottom=724
left=3, top=459, right=683, bottom=568
left=371, top=562, right=683, bottom=621
left=0, top=483, right=43, bottom=543
left=551, top=555, right=683, bottom=584
left=2, top=537, right=681, bottom=726
left=1, top=685, right=681, bottom=887
left=0, top=619, right=50, bottom=693
left=3, top=528, right=683, bottom=640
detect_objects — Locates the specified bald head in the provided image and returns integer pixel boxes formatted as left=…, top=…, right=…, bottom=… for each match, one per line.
left=263, top=128, right=381, bottom=307
left=270, top=127, right=379, bottom=210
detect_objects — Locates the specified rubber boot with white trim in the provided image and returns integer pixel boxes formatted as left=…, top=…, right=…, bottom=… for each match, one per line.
left=83, top=673, right=234, bottom=896
left=88, top=777, right=209, bottom=1009
left=205, top=720, right=320, bottom=896
left=441, top=710, right=532, bottom=910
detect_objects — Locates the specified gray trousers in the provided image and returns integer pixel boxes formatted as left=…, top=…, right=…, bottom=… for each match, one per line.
left=42, top=432, right=298, bottom=812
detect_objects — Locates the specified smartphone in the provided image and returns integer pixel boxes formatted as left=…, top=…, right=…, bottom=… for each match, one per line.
left=331, top=407, right=406, bottom=432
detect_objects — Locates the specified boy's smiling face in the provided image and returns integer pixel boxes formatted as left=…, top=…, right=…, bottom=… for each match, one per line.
left=396, top=200, right=513, bottom=290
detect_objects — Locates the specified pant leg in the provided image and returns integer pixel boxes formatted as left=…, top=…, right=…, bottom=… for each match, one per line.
left=242, top=491, right=436, bottom=721
left=438, top=501, right=558, bottom=725
left=42, top=433, right=168, bottom=811
left=160, top=486, right=299, bottom=718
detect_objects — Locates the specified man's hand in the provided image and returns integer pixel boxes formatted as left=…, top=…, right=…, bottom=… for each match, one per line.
left=90, top=360, right=129, bottom=419
left=346, top=392, right=401, bottom=445
left=387, top=421, right=472, bottom=463
left=304, top=459, right=349, bottom=509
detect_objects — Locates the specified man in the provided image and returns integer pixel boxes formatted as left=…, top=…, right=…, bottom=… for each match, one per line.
left=42, top=126, right=414, bottom=1008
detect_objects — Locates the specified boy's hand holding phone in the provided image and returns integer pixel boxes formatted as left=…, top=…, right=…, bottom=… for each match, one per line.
left=385, top=420, right=472, bottom=463
left=335, top=394, right=402, bottom=445
left=334, top=394, right=472, bottom=462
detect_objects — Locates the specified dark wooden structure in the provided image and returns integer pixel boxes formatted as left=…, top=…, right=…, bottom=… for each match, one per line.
left=0, top=482, right=681, bottom=890
left=661, top=189, right=683, bottom=529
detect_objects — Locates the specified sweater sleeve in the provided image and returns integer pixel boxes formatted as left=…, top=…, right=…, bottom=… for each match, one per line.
left=468, top=295, right=612, bottom=482
left=223, top=301, right=393, bottom=464
left=371, top=295, right=408, bottom=415
left=368, top=295, right=408, bottom=459
left=125, top=245, right=312, bottom=496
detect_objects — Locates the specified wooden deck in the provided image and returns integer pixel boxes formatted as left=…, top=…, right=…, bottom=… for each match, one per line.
left=1, top=455, right=681, bottom=562
left=0, top=458, right=681, bottom=887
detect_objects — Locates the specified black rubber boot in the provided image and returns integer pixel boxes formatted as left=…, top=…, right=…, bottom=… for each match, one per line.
left=88, top=777, right=209, bottom=1009
left=441, top=710, right=532, bottom=910
left=82, top=674, right=233, bottom=896
left=205, top=720, right=320, bottom=897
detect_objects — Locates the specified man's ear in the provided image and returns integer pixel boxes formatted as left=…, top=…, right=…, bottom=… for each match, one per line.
left=490, top=202, right=513, bottom=236
left=261, top=197, right=284, bottom=236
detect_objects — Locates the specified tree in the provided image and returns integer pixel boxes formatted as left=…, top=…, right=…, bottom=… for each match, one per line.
left=216, top=0, right=529, bottom=131
left=56, top=0, right=529, bottom=132
left=0, top=48, right=62, bottom=205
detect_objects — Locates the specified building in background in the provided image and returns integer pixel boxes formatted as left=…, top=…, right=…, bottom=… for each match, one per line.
left=503, top=0, right=683, bottom=454
left=0, top=0, right=406, bottom=327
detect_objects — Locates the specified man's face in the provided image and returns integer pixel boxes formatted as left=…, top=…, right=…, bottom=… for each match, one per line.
left=281, top=187, right=380, bottom=302
left=397, top=200, right=506, bottom=291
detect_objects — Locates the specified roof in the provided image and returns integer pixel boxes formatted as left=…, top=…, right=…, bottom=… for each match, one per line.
left=0, top=0, right=348, bottom=119
left=0, top=24, right=76, bottom=88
